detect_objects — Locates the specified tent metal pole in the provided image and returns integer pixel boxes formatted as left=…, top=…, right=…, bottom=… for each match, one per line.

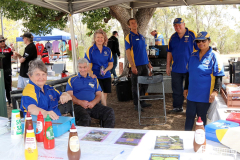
left=69, top=14, right=77, bottom=74
left=131, top=8, right=133, bottom=18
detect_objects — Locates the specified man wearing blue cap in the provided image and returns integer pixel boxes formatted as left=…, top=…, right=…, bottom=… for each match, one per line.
left=166, top=18, right=197, bottom=113
left=183, top=31, right=224, bottom=130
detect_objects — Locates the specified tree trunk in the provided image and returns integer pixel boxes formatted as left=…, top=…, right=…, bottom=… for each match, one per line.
left=109, top=6, right=156, bottom=77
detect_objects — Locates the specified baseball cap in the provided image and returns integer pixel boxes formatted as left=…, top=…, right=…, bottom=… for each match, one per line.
left=173, top=18, right=184, bottom=24
left=20, top=32, right=33, bottom=38
left=195, top=31, right=210, bottom=41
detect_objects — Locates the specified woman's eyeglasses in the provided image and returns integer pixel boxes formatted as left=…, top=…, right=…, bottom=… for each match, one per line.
left=196, top=39, right=207, bottom=44
left=0, top=40, right=5, bottom=43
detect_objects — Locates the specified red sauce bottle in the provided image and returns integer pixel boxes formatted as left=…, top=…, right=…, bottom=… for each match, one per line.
left=44, top=114, right=55, bottom=149
left=193, top=117, right=206, bottom=152
left=36, top=111, right=44, bottom=142
left=24, top=112, right=33, bottom=143
left=67, top=124, right=81, bottom=160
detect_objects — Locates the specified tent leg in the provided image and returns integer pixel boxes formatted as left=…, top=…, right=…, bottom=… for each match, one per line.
left=69, top=14, right=77, bottom=74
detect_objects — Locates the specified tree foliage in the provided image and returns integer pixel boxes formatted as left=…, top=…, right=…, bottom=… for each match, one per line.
left=0, top=0, right=67, bottom=35
left=82, top=8, right=111, bottom=36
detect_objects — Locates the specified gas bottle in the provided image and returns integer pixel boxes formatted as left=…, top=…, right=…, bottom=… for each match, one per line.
left=44, top=114, right=55, bottom=149
left=193, top=117, right=206, bottom=152
left=25, top=124, right=38, bottom=160
left=36, top=111, right=44, bottom=142
left=67, top=124, right=81, bottom=160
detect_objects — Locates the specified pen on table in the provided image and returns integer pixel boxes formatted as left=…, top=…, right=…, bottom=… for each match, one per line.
left=112, top=150, right=124, bottom=160
left=168, top=135, right=176, bottom=142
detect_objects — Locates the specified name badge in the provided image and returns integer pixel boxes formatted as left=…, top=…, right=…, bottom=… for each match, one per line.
left=136, top=39, right=139, bottom=41
left=89, top=82, right=94, bottom=88
left=185, top=35, right=189, bottom=37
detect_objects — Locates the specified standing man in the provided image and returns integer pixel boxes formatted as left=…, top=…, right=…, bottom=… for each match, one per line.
left=107, top=31, right=120, bottom=79
left=125, top=18, right=153, bottom=111
left=166, top=18, right=197, bottom=113
left=150, top=30, right=165, bottom=45
left=0, top=35, right=17, bottom=107
left=14, top=32, right=37, bottom=89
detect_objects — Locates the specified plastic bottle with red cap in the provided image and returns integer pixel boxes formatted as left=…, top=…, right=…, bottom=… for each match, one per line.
left=67, top=124, right=81, bottom=160
left=44, top=114, right=55, bottom=149
left=36, top=111, right=44, bottom=142
left=24, top=112, right=33, bottom=143
left=193, top=117, right=206, bottom=152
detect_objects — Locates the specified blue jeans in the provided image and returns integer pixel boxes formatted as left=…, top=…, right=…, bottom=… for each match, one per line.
left=171, top=71, right=186, bottom=109
left=185, top=100, right=210, bottom=131
left=111, top=54, right=118, bottom=78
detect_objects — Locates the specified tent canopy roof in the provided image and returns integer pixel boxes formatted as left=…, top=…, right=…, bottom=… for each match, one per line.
left=16, top=28, right=77, bottom=42
left=20, top=0, right=240, bottom=14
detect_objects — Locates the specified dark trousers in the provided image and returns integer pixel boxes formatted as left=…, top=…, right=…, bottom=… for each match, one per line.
left=171, top=71, right=186, bottom=109
left=131, top=64, right=149, bottom=106
left=111, top=54, right=118, bottom=78
left=4, top=70, right=12, bottom=104
left=74, top=103, right=115, bottom=128
left=185, top=100, right=210, bottom=131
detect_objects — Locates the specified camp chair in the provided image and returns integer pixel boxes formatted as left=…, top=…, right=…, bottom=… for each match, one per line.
left=58, top=100, right=75, bottom=117
left=137, top=74, right=167, bottom=125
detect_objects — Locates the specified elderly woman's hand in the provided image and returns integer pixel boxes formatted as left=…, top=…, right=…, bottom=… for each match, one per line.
left=209, top=91, right=218, bottom=103
left=60, top=92, right=72, bottom=104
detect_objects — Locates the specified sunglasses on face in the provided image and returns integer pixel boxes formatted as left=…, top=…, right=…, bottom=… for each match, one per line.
left=0, top=40, right=5, bottom=43
left=196, top=39, right=207, bottom=43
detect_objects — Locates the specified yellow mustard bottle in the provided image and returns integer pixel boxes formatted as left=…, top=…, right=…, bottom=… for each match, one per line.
left=25, top=124, right=38, bottom=160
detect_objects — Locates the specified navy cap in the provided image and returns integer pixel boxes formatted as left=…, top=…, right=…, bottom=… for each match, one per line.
left=173, top=18, right=184, bottom=24
left=195, top=31, right=210, bottom=41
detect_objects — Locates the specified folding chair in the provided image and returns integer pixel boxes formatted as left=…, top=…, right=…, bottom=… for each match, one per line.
left=58, top=100, right=75, bottom=117
left=137, top=74, right=167, bottom=125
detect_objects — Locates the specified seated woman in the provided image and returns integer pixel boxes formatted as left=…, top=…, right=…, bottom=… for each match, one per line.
left=20, top=59, right=72, bottom=120
left=184, top=31, right=225, bottom=130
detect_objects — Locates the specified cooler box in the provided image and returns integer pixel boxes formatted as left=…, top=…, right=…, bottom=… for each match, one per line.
left=226, top=112, right=240, bottom=124
left=205, top=120, right=239, bottom=142
left=116, top=80, right=133, bottom=101
left=22, top=115, right=75, bottom=137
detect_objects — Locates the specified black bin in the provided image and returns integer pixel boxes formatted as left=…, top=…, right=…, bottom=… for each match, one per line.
left=116, top=80, right=133, bottom=101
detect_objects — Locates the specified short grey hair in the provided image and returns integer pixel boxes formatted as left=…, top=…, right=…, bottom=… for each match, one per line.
left=78, top=58, right=89, bottom=66
left=28, top=59, right=47, bottom=76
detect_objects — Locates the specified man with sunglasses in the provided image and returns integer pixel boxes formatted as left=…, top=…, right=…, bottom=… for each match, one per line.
left=14, top=32, right=37, bottom=89
left=166, top=18, right=198, bottom=113
left=0, top=35, right=17, bottom=107
left=183, top=31, right=225, bottom=130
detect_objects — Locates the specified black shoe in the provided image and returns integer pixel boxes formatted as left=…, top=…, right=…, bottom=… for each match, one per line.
left=169, top=108, right=183, bottom=113
left=134, top=105, right=144, bottom=112
left=141, top=103, right=152, bottom=108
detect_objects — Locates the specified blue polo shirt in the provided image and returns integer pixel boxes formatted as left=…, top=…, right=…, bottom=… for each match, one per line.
left=187, top=47, right=225, bottom=103
left=167, top=28, right=198, bottom=73
left=84, top=44, right=113, bottom=79
left=20, top=80, right=62, bottom=117
left=155, top=32, right=165, bottom=45
left=65, top=73, right=102, bottom=102
left=125, top=31, right=149, bottom=67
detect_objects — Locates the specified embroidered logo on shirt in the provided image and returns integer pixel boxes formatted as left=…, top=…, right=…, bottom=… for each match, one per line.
left=89, top=82, right=94, bottom=88
left=49, top=95, right=56, bottom=101
left=104, top=51, right=108, bottom=56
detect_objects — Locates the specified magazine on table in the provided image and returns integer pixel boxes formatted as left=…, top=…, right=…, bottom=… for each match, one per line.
left=149, top=153, right=180, bottom=160
left=154, top=136, right=184, bottom=150
left=81, top=130, right=111, bottom=142
left=115, top=132, right=145, bottom=146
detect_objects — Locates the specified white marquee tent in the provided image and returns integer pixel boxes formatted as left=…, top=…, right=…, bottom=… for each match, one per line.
left=19, top=0, right=240, bottom=73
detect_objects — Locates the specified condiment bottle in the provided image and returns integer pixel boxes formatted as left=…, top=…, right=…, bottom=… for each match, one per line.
left=11, top=109, right=22, bottom=139
left=44, top=114, right=55, bottom=149
left=24, top=112, right=33, bottom=142
left=193, top=117, right=206, bottom=152
left=25, top=124, right=38, bottom=160
left=36, top=111, right=44, bottom=142
left=68, top=124, right=81, bottom=160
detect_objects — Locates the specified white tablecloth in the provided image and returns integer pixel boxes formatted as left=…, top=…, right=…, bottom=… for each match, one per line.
left=0, top=117, right=239, bottom=160
left=208, top=95, right=240, bottom=123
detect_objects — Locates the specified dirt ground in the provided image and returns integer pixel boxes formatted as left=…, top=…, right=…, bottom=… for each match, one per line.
left=8, top=80, right=187, bottom=131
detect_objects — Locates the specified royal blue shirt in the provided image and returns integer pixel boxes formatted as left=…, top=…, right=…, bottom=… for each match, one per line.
left=155, top=32, right=165, bottom=45
left=187, top=47, right=225, bottom=103
left=20, top=80, right=62, bottom=117
left=125, top=31, right=149, bottom=67
left=167, top=28, right=198, bottom=73
left=65, top=73, right=102, bottom=102
left=84, top=44, right=113, bottom=79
